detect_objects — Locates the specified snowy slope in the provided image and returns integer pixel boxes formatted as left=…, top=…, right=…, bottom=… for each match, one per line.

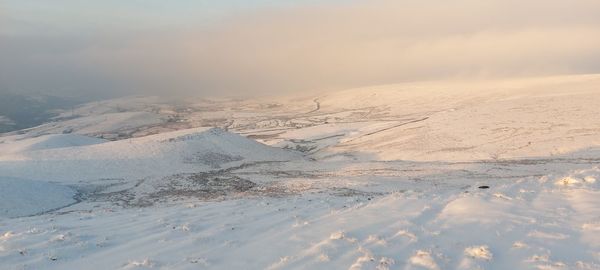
left=1, top=166, right=598, bottom=269
left=0, top=134, right=106, bottom=154
left=295, top=74, right=600, bottom=161
left=1, top=74, right=600, bottom=269
left=0, top=127, right=300, bottom=183
left=24, top=111, right=166, bottom=139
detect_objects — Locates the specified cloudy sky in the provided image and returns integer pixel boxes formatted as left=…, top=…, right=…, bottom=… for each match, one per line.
left=1, top=0, right=600, bottom=97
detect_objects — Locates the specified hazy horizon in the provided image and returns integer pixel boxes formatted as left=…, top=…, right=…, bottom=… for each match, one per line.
left=2, top=0, right=600, bottom=98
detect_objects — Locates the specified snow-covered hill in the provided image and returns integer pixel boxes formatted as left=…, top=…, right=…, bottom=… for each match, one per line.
left=0, top=134, right=106, bottom=154
left=268, top=74, right=600, bottom=162
left=1, top=75, right=599, bottom=269
left=0, top=127, right=300, bottom=183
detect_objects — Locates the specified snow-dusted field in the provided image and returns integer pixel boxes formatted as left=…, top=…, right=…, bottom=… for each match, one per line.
left=1, top=75, right=600, bottom=269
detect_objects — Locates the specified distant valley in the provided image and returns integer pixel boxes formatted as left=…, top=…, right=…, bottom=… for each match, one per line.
left=0, top=93, right=90, bottom=133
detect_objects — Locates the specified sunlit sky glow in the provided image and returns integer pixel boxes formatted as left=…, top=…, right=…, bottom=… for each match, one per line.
left=1, top=0, right=599, bottom=97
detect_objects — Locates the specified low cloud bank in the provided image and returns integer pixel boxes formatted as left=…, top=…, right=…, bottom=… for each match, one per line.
left=1, top=0, right=600, bottom=96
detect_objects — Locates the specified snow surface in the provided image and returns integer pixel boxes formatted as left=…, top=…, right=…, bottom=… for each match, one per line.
left=0, top=134, right=106, bottom=154
left=0, top=177, right=76, bottom=218
left=1, top=74, right=600, bottom=269
left=0, top=127, right=299, bottom=183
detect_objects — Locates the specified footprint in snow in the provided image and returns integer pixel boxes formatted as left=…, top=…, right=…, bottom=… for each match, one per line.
left=464, top=245, right=493, bottom=261
left=408, top=250, right=440, bottom=270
